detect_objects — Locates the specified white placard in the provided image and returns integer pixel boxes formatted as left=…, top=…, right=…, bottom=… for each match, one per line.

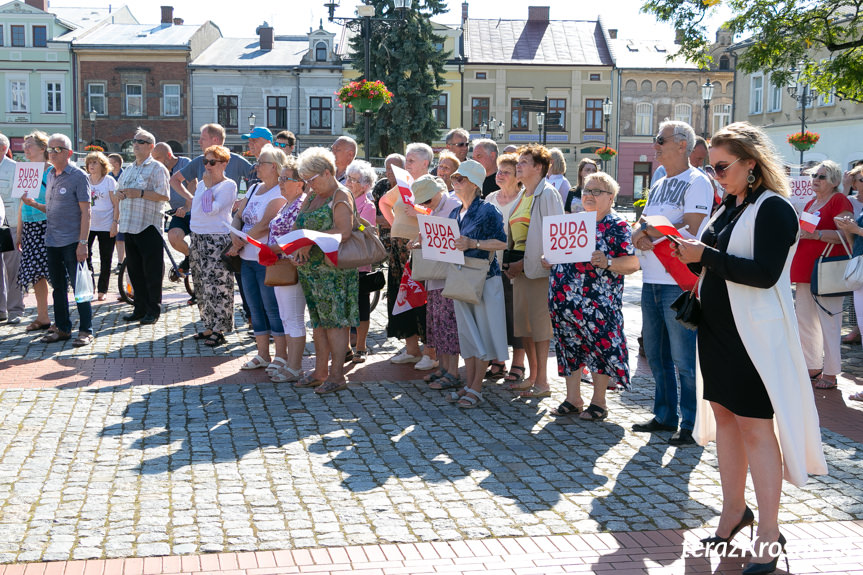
left=789, top=176, right=814, bottom=212
left=542, top=212, right=596, bottom=264
left=418, top=214, right=464, bottom=264
left=11, top=162, right=44, bottom=199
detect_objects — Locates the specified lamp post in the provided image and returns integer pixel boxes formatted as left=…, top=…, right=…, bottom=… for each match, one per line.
left=536, top=112, right=545, bottom=145
left=89, top=109, right=97, bottom=145
left=479, top=120, right=488, bottom=139
left=701, top=78, right=714, bottom=139
left=325, top=0, right=411, bottom=161
left=787, top=63, right=818, bottom=167
left=248, top=113, right=256, bottom=130
left=601, top=98, right=613, bottom=170
left=494, top=119, right=505, bottom=141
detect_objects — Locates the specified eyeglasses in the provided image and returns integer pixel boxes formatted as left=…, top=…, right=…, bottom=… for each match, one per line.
left=582, top=188, right=611, bottom=197
left=451, top=174, right=466, bottom=183
left=273, top=142, right=290, bottom=149
left=811, top=174, right=828, bottom=181
left=450, top=142, right=469, bottom=148
left=653, top=134, right=669, bottom=146
left=302, top=173, right=320, bottom=185
left=420, top=197, right=434, bottom=205
left=857, top=177, right=863, bottom=183
left=203, top=159, right=226, bottom=166
left=132, top=138, right=152, bottom=145
left=710, top=158, right=741, bottom=178
left=46, top=146, right=67, bottom=154
left=278, top=176, right=301, bottom=183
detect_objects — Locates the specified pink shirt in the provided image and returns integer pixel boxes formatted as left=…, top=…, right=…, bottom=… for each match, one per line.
left=356, top=191, right=377, bottom=272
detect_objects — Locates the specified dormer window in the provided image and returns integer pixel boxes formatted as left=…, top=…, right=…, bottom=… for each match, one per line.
left=315, top=41, right=327, bottom=62
left=719, top=55, right=730, bottom=70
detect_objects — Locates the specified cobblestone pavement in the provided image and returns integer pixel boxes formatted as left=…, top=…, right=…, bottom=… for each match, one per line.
left=0, top=258, right=862, bottom=568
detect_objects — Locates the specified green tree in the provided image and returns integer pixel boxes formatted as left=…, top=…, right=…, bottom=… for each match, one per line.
left=641, top=0, right=863, bottom=102
left=346, top=0, right=449, bottom=156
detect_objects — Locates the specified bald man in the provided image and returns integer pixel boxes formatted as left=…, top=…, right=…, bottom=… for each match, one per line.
left=332, top=136, right=358, bottom=184
left=151, top=143, right=191, bottom=270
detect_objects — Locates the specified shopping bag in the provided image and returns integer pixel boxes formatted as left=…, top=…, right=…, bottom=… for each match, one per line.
left=74, top=261, right=94, bottom=303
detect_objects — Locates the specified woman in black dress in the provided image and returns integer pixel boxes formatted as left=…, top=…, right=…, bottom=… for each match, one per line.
left=675, top=122, right=826, bottom=574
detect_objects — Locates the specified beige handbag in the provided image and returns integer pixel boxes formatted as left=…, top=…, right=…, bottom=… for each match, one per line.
left=329, top=195, right=387, bottom=270
left=264, top=258, right=298, bottom=286
left=410, top=248, right=449, bottom=281
left=441, top=252, right=493, bottom=305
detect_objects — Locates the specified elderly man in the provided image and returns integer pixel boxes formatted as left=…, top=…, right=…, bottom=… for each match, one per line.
left=471, top=138, right=499, bottom=197
left=240, top=126, right=273, bottom=186
left=631, top=120, right=713, bottom=446
left=332, top=136, right=358, bottom=184
left=0, top=132, right=23, bottom=324
left=432, top=128, right=469, bottom=177
left=41, top=134, right=93, bottom=345
left=152, top=142, right=191, bottom=269
left=116, top=128, right=170, bottom=325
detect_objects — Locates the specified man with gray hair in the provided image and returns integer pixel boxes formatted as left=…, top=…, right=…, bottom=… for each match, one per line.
left=332, top=136, right=358, bottom=184
left=0, top=132, right=23, bottom=324
left=630, top=120, right=713, bottom=446
left=471, top=138, right=499, bottom=197
left=443, top=128, right=470, bottom=162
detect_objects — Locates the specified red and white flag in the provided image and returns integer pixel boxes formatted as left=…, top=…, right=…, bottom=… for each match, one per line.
left=642, top=215, right=698, bottom=292
left=229, top=228, right=265, bottom=248
left=275, top=230, right=341, bottom=266
left=392, top=262, right=427, bottom=315
left=391, top=165, right=431, bottom=215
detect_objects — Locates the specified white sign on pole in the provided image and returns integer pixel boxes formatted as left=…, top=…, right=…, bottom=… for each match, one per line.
left=11, top=162, right=44, bottom=199
left=542, top=212, right=596, bottom=264
left=789, top=176, right=814, bottom=213
left=418, top=214, right=464, bottom=264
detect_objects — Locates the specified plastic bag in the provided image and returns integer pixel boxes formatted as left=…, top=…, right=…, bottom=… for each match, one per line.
left=74, top=261, right=94, bottom=303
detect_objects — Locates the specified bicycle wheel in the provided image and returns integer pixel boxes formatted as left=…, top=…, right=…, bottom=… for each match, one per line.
left=370, top=288, right=381, bottom=312
left=117, top=261, right=135, bottom=305
left=184, top=272, right=195, bottom=301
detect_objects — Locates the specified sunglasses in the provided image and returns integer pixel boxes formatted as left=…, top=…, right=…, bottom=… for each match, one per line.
left=450, top=142, right=469, bottom=148
left=811, top=174, right=828, bottom=181
left=582, top=188, right=610, bottom=197
left=451, top=174, right=466, bottom=183
left=653, top=134, right=668, bottom=145
left=710, top=158, right=741, bottom=177
left=857, top=177, right=863, bottom=183
left=278, top=176, right=301, bottom=183
left=132, top=138, right=152, bottom=145
left=46, top=146, right=67, bottom=154
left=203, top=159, right=226, bottom=166
left=273, top=142, right=290, bottom=148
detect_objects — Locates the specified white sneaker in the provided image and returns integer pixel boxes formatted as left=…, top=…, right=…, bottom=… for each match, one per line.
left=391, top=349, right=422, bottom=364
left=414, top=355, right=439, bottom=371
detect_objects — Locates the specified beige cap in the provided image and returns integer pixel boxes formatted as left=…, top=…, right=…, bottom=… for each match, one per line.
left=454, top=159, right=486, bottom=189
left=411, top=175, right=447, bottom=205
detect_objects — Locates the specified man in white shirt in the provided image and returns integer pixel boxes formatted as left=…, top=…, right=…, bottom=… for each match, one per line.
left=631, top=120, right=713, bottom=446
left=0, top=133, right=23, bottom=324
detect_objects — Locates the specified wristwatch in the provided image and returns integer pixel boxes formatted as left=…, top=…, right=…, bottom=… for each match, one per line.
left=606, top=258, right=613, bottom=269
left=78, top=240, right=87, bottom=245
left=475, top=239, right=480, bottom=249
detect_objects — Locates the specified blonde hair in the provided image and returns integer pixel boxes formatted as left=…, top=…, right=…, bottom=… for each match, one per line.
left=809, top=160, right=843, bottom=190
left=257, top=146, right=287, bottom=170
left=549, top=148, right=567, bottom=176
left=298, top=147, right=336, bottom=179
left=25, top=130, right=49, bottom=160
left=710, top=122, right=790, bottom=198
left=85, top=151, right=110, bottom=177
left=584, top=172, right=620, bottom=200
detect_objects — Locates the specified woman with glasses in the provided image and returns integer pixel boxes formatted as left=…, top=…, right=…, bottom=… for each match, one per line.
left=674, top=122, right=827, bottom=573
left=189, top=145, right=237, bottom=347
left=84, top=151, right=118, bottom=301
left=789, top=160, right=853, bottom=390
left=229, top=146, right=289, bottom=370
left=545, top=173, right=639, bottom=421
left=564, top=158, right=598, bottom=214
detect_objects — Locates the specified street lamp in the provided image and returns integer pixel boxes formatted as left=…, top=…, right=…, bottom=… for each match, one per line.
left=248, top=113, right=256, bottom=130
left=479, top=120, right=488, bottom=138
left=602, top=98, right=613, bottom=170
left=787, top=63, right=818, bottom=167
left=494, top=120, right=505, bottom=141
left=89, top=108, right=97, bottom=145
left=536, top=112, right=545, bottom=145
left=701, top=78, right=714, bottom=139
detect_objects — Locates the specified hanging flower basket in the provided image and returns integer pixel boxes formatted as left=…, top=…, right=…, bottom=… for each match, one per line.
left=84, top=145, right=104, bottom=153
left=787, top=131, right=819, bottom=152
left=336, top=80, right=393, bottom=114
left=596, top=146, right=617, bottom=162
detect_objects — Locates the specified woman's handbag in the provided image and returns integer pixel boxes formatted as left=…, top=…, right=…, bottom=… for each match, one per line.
left=811, top=242, right=853, bottom=297
left=359, top=270, right=386, bottom=292
left=410, top=248, right=449, bottom=281
left=336, top=213, right=387, bottom=270
left=264, top=258, right=298, bottom=286
left=441, top=251, right=494, bottom=305
left=670, top=281, right=701, bottom=331
left=0, top=222, right=12, bottom=252
left=837, top=231, right=863, bottom=291
left=219, top=243, right=242, bottom=273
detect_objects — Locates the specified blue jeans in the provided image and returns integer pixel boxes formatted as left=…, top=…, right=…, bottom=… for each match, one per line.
left=46, top=243, right=92, bottom=335
left=240, top=259, right=284, bottom=336
left=641, top=282, right=697, bottom=430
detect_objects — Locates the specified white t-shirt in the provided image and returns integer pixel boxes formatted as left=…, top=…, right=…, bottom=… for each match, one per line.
left=190, top=178, right=237, bottom=235
left=240, top=183, right=283, bottom=261
left=639, top=166, right=713, bottom=284
left=89, top=175, right=117, bottom=232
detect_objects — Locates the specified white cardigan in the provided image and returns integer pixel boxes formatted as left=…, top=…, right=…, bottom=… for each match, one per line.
left=693, top=190, right=828, bottom=487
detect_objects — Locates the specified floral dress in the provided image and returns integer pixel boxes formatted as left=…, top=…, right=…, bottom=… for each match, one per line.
left=548, top=211, right=634, bottom=388
left=295, top=191, right=359, bottom=329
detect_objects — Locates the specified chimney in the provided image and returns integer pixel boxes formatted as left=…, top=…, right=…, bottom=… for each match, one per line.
left=173, top=18, right=184, bottom=25
left=608, top=29, right=618, bottom=39
left=257, top=22, right=274, bottom=51
left=160, top=6, right=173, bottom=24
left=527, top=6, right=549, bottom=22
left=25, top=0, right=47, bottom=10
left=461, top=2, right=468, bottom=23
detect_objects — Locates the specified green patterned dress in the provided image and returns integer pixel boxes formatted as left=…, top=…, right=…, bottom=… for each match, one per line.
left=296, top=192, right=360, bottom=329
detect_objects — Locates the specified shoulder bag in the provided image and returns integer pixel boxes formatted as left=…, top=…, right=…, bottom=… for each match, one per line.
left=0, top=219, right=12, bottom=252
left=410, top=248, right=449, bottom=281
left=441, top=250, right=494, bottom=305
left=811, top=241, right=852, bottom=298
left=264, top=258, right=298, bottom=286
left=670, top=274, right=702, bottom=330
left=332, top=195, right=387, bottom=270
left=838, top=231, right=863, bottom=291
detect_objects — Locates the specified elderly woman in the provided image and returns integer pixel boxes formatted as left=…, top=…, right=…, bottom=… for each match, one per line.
left=189, top=145, right=237, bottom=347
left=546, top=148, right=571, bottom=197
left=84, top=151, right=118, bottom=301
left=504, top=144, right=564, bottom=398
left=435, top=150, right=460, bottom=191
left=545, top=173, right=639, bottom=420
left=265, top=158, right=306, bottom=381
left=16, top=131, right=52, bottom=331
left=790, top=160, right=852, bottom=390
left=345, top=159, right=379, bottom=362
left=564, top=158, right=598, bottom=214
left=229, top=146, right=289, bottom=370
left=379, top=143, right=437, bottom=370
left=291, top=147, right=358, bottom=394
left=674, top=122, right=827, bottom=572
left=445, top=160, right=508, bottom=407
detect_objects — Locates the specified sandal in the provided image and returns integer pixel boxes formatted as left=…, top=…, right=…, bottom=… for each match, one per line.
left=266, top=357, right=288, bottom=374
left=549, top=401, right=584, bottom=417
left=25, top=321, right=51, bottom=332
left=809, top=370, right=823, bottom=382
left=295, top=373, right=325, bottom=388
left=485, top=362, right=507, bottom=381
left=446, top=386, right=470, bottom=403
left=204, top=333, right=226, bottom=347
left=579, top=403, right=608, bottom=421
left=457, top=388, right=483, bottom=408
left=40, top=330, right=71, bottom=343
left=353, top=349, right=367, bottom=364
left=849, top=391, right=863, bottom=402
left=344, top=350, right=355, bottom=364
left=271, top=367, right=302, bottom=383
left=520, top=386, right=551, bottom=398
left=504, top=365, right=526, bottom=383
left=72, top=333, right=94, bottom=347
left=193, top=330, right=213, bottom=340
left=240, top=355, right=268, bottom=370
left=424, top=369, right=448, bottom=383
left=315, top=380, right=348, bottom=394
left=429, top=372, right=462, bottom=390
left=814, top=376, right=838, bottom=390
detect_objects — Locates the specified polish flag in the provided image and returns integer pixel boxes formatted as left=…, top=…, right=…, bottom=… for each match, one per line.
left=275, top=229, right=341, bottom=266
left=641, top=215, right=698, bottom=292
left=800, top=212, right=819, bottom=234
left=229, top=227, right=265, bottom=248
left=393, top=262, right=427, bottom=315
left=391, top=165, right=431, bottom=215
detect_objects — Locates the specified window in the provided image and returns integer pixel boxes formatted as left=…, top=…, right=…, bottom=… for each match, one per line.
left=635, top=103, right=652, bottom=135
left=719, top=55, right=730, bottom=70
left=673, top=103, right=692, bottom=124
left=768, top=79, right=783, bottom=112
left=9, top=79, right=28, bottom=112
left=344, top=105, right=356, bottom=127
left=33, top=26, right=47, bottom=47
left=0, top=27, right=4, bottom=46
left=713, top=104, right=731, bottom=133
left=471, top=97, right=489, bottom=129
left=585, top=98, right=603, bottom=132
left=88, top=83, right=106, bottom=115
left=510, top=99, right=528, bottom=131
left=590, top=73, right=601, bottom=81
left=267, top=96, right=287, bottom=129
left=548, top=98, right=566, bottom=131
left=11, top=25, right=24, bottom=47
left=310, top=96, right=332, bottom=130
left=431, top=93, right=447, bottom=128
left=217, top=95, right=238, bottom=128
left=750, top=75, right=763, bottom=114
left=125, top=84, right=143, bottom=116
left=163, top=84, right=181, bottom=116
left=315, top=42, right=327, bottom=62
left=819, top=90, right=834, bottom=107
left=45, top=81, right=62, bottom=113
left=475, top=72, right=486, bottom=80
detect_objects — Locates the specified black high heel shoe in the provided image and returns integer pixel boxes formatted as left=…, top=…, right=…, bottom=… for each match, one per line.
left=742, top=533, right=787, bottom=574
left=700, top=506, right=755, bottom=549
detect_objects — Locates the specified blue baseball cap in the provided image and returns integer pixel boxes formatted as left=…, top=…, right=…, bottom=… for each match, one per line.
left=241, top=127, right=273, bottom=142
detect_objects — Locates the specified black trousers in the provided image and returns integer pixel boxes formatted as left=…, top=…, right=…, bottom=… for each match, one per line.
left=124, top=225, right=164, bottom=317
left=87, top=230, right=116, bottom=295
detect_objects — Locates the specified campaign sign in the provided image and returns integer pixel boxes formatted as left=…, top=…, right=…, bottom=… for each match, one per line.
left=542, top=213, right=596, bottom=264
left=418, top=214, right=464, bottom=264
left=789, top=176, right=814, bottom=212
left=11, top=162, right=44, bottom=199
